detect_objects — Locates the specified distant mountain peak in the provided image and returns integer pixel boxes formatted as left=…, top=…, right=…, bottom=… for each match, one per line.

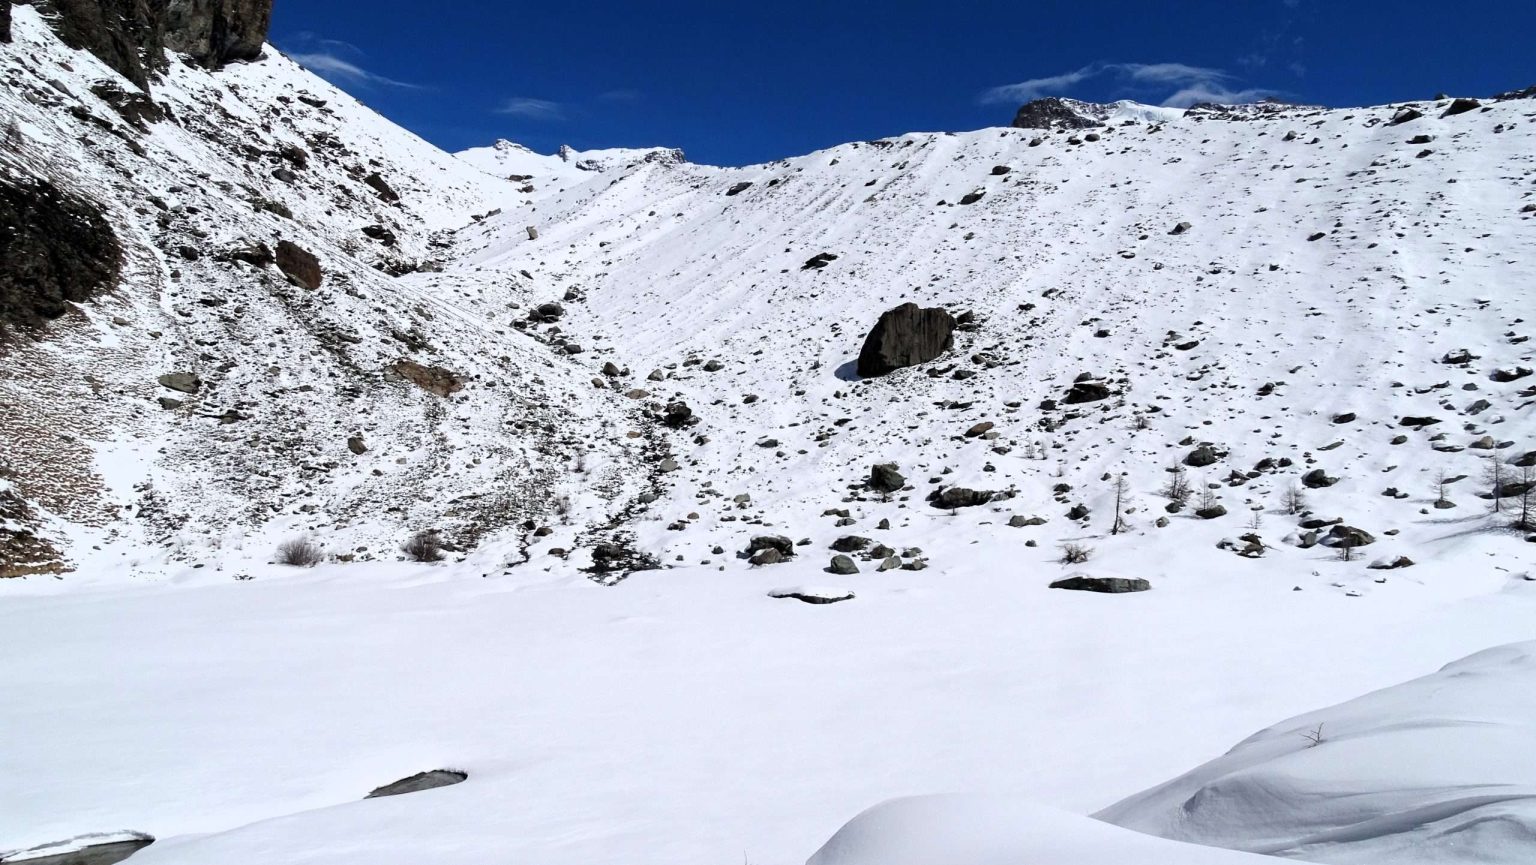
left=1009, top=97, right=1186, bottom=130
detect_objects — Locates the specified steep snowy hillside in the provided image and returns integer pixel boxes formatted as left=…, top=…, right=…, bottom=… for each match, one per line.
left=0, top=3, right=657, bottom=580
left=439, top=89, right=1536, bottom=592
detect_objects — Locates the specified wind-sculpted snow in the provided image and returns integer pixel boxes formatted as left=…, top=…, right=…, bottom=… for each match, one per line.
left=1098, top=640, right=1536, bottom=864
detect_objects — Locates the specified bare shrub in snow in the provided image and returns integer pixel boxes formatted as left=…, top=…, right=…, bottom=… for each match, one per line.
left=1059, top=543, right=1093, bottom=565
left=403, top=530, right=445, bottom=563
left=276, top=537, right=323, bottom=567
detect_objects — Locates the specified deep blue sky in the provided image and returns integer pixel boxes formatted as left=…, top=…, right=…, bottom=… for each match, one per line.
left=271, top=0, right=1535, bottom=167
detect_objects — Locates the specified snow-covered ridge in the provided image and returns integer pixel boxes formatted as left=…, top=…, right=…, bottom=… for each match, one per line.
left=455, top=139, right=686, bottom=190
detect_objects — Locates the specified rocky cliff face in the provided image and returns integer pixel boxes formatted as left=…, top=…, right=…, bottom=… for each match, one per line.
left=26, top=0, right=167, bottom=89
left=19, top=0, right=271, bottom=89
left=164, top=0, right=270, bottom=68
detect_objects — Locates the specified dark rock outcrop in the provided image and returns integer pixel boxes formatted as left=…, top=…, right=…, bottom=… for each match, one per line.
left=0, top=175, right=123, bottom=339
left=747, top=535, right=794, bottom=566
left=391, top=359, right=464, bottom=397
left=163, top=0, right=272, bottom=69
left=1301, top=468, right=1338, bottom=489
left=868, top=463, right=905, bottom=494
left=365, top=769, right=467, bottom=799
left=30, top=0, right=272, bottom=90
left=32, top=0, right=167, bottom=90
left=1049, top=576, right=1151, bottom=593
left=1010, top=97, right=1099, bottom=130
left=1442, top=97, right=1480, bottom=116
left=2, top=3, right=13, bottom=42
left=1, top=834, right=155, bottom=865
left=274, top=240, right=321, bottom=290
left=1063, top=379, right=1111, bottom=404
left=364, top=172, right=401, bottom=203
left=930, top=487, right=996, bottom=510
left=856, top=302, right=956, bottom=377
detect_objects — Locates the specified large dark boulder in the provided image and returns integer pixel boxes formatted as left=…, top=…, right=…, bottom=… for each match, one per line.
left=856, top=303, right=956, bottom=377
left=1049, top=576, right=1151, bottom=593
left=868, top=462, right=905, bottom=494
left=1, top=3, right=11, bottom=42
left=0, top=175, right=122, bottom=340
left=163, top=0, right=272, bottom=68
left=930, top=487, right=996, bottom=510
left=274, top=240, right=322, bottom=290
left=1063, top=379, right=1112, bottom=404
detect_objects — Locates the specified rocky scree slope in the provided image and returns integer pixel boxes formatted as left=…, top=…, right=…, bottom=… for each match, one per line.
left=440, top=89, right=1536, bottom=585
left=0, top=3, right=661, bottom=578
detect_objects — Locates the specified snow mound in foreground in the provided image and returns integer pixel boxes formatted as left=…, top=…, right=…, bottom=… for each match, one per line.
left=1097, top=641, right=1536, bottom=863
left=807, top=795, right=1273, bottom=865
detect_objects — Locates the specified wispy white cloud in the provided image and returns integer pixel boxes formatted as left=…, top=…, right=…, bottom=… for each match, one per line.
left=981, top=62, right=1276, bottom=108
left=289, top=52, right=421, bottom=89
left=282, top=33, right=421, bottom=89
left=495, top=97, right=565, bottom=120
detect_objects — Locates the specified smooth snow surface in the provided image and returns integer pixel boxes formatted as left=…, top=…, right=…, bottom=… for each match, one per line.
left=1099, top=639, right=1536, bottom=864
left=808, top=795, right=1275, bottom=864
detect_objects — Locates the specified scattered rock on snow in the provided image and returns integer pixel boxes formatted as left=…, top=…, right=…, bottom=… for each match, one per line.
left=827, top=555, right=859, bottom=575
left=768, top=587, right=854, bottom=605
left=1049, top=575, right=1151, bottom=594
left=365, top=769, right=467, bottom=799
left=868, top=463, right=906, bottom=494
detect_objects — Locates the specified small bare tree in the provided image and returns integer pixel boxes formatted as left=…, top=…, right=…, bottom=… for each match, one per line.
left=1302, top=722, right=1326, bottom=748
left=1433, top=468, right=1453, bottom=508
left=1282, top=484, right=1307, bottom=515
left=1110, top=473, right=1131, bottom=535
left=1247, top=506, right=1264, bottom=532
left=1198, top=478, right=1219, bottom=513
left=1484, top=453, right=1507, bottom=514
left=1516, top=465, right=1536, bottom=532
left=1161, top=464, right=1191, bottom=503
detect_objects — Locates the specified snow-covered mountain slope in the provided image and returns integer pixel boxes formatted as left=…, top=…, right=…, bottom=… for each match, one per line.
left=435, top=89, right=1536, bottom=591
left=1098, top=639, right=1536, bottom=864
left=6, top=4, right=1536, bottom=865
left=0, top=4, right=656, bottom=580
